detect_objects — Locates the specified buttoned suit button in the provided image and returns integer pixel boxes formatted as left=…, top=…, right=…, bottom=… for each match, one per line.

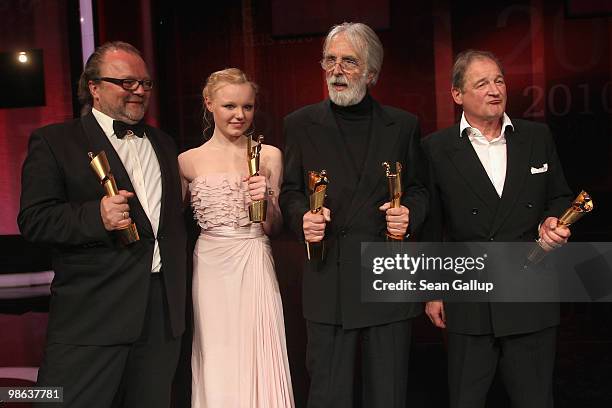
left=472, top=208, right=479, bottom=215
left=489, top=237, right=494, bottom=241
left=526, top=202, right=533, bottom=209
left=340, top=229, right=347, bottom=237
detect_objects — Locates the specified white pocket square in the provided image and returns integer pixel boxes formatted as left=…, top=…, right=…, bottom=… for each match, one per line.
left=530, top=163, right=548, bottom=174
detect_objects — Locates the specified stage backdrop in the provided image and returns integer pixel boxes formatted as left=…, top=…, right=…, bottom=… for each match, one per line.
left=0, top=0, right=77, bottom=235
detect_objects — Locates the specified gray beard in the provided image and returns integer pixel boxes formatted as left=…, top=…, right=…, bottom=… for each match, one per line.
left=327, top=74, right=368, bottom=106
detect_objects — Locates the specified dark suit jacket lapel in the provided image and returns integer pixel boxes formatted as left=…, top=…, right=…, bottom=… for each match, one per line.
left=307, top=100, right=355, bottom=176
left=444, top=125, right=500, bottom=213
left=305, top=101, right=358, bottom=228
left=344, top=101, right=398, bottom=225
left=145, top=127, right=169, bottom=231
left=80, top=111, right=154, bottom=236
left=490, top=126, right=532, bottom=235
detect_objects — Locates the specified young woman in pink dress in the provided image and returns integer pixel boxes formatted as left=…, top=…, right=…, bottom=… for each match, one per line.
left=178, top=68, right=294, bottom=407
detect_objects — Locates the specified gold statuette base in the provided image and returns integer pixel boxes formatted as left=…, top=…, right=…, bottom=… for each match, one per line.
left=386, top=232, right=404, bottom=242
left=117, top=222, right=140, bottom=246
left=306, top=241, right=325, bottom=261
left=310, top=189, right=326, bottom=210
left=526, top=240, right=548, bottom=265
left=558, top=208, right=586, bottom=226
left=249, top=199, right=267, bottom=223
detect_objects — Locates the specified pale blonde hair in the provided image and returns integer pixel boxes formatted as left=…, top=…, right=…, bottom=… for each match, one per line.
left=202, top=68, right=258, bottom=138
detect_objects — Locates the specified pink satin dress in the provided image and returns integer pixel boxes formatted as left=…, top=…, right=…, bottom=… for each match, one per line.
left=189, top=172, right=294, bottom=408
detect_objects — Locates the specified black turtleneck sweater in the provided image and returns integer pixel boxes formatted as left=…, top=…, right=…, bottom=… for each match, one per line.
left=330, top=94, right=373, bottom=177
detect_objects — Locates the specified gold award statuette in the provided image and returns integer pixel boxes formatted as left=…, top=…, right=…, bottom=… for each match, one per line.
left=526, top=190, right=594, bottom=265
left=306, top=170, right=329, bottom=261
left=247, top=134, right=267, bottom=222
left=383, top=161, right=404, bottom=242
left=88, top=151, right=139, bottom=245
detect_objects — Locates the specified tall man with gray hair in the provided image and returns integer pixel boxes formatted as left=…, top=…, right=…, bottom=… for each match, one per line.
left=280, top=22, right=429, bottom=407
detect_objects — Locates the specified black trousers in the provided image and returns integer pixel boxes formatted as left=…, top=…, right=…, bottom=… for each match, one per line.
left=448, top=326, right=557, bottom=408
left=35, top=274, right=182, bottom=408
left=306, top=319, right=412, bottom=408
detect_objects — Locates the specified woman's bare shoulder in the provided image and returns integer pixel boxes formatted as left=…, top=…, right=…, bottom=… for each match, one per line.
left=178, top=144, right=210, bottom=179
left=261, top=144, right=282, bottom=161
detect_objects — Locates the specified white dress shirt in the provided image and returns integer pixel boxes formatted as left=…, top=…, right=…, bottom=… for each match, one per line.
left=92, top=108, right=162, bottom=273
left=460, top=112, right=514, bottom=198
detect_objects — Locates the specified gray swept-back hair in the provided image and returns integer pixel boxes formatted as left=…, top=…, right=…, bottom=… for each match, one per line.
left=452, top=49, right=504, bottom=91
left=323, top=22, right=384, bottom=85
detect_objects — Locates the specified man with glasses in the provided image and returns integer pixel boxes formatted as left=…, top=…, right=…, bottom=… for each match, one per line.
left=19, top=41, right=186, bottom=407
left=280, top=22, right=429, bottom=407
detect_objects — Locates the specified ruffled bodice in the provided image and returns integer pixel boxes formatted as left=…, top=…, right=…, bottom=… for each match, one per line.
left=189, top=172, right=251, bottom=230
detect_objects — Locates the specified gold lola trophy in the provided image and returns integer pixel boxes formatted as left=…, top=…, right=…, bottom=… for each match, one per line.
left=88, top=151, right=139, bottom=245
left=247, top=134, right=267, bottom=222
left=383, top=162, right=404, bottom=242
left=526, top=190, right=594, bottom=265
left=306, top=170, right=329, bottom=261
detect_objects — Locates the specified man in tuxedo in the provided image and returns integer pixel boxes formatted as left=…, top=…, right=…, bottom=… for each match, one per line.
left=18, top=41, right=186, bottom=407
left=279, top=22, right=429, bottom=408
left=422, top=50, right=573, bottom=408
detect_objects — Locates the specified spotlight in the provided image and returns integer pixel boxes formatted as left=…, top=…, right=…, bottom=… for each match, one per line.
left=0, top=48, right=45, bottom=108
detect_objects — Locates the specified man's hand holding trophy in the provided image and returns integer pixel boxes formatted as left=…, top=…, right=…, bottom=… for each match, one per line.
left=303, top=170, right=329, bottom=261
left=380, top=161, right=409, bottom=242
left=89, top=151, right=139, bottom=245
left=526, top=190, right=594, bottom=266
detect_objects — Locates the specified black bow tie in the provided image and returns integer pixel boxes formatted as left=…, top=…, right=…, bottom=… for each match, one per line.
left=113, top=120, right=146, bottom=139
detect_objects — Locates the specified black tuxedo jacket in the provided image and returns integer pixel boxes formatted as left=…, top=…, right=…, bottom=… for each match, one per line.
left=18, top=112, right=186, bottom=345
left=421, top=119, right=573, bottom=336
left=280, top=98, right=429, bottom=329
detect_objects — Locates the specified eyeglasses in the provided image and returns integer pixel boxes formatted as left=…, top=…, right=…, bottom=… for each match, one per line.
left=93, top=77, right=154, bottom=91
left=320, top=56, right=360, bottom=72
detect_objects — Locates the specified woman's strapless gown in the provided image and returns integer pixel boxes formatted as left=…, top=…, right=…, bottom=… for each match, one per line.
left=189, top=172, right=294, bottom=408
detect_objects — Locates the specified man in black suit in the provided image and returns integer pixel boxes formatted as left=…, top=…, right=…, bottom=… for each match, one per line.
left=18, top=41, right=186, bottom=408
left=280, top=22, right=429, bottom=408
left=422, top=50, right=573, bottom=408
